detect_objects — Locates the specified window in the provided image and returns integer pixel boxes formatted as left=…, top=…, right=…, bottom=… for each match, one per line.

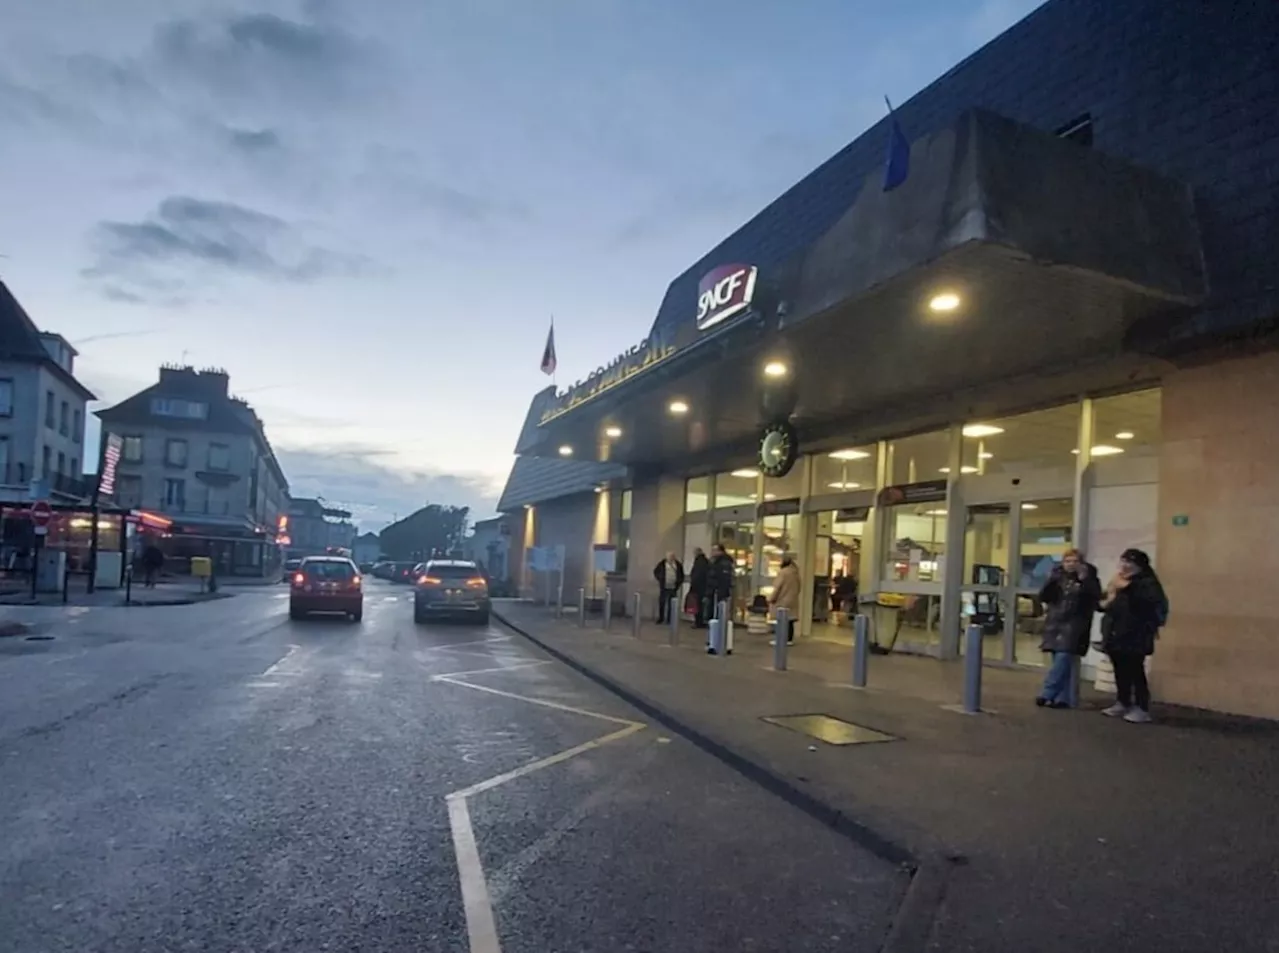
left=883, top=503, right=948, bottom=584
left=207, top=442, right=231, bottom=471
left=423, top=562, right=479, bottom=579
left=116, top=474, right=143, bottom=508
left=123, top=435, right=144, bottom=462
left=56, top=451, right=65, bottom=475
left=685, top=476, right=710, bottom=514
left=959, top=404, right=1080, bottom=474
left=301, top=559, right=357, bottom=580
left=163, top=478, right=186, bottom=509
left=164, top=439, right=188, bottom=468
left=72, top=409, right=82, bottom=443
left=812, top=444, right=876, bottom=493
left=41, top=445, right=51, bottom=477
left=59, top=400, right=69, bottom=436
left=713, top=469, right=758, bottom=507
left=0, top=437, right=8, bottom=481
left=1093, top=388, right=1161, bottom=459
left=45, top=390, right=55, bottom=428
left=887, top=430, right=950, bottom=485
left=151, top=397, right=208, bottom=419
left=0, top=379, right=12, bottom=417
left=71, top=457, right=79, bottom=476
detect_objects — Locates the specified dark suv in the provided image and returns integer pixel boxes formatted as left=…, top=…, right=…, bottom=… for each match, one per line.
left=413, top=560, right=490, bottom=624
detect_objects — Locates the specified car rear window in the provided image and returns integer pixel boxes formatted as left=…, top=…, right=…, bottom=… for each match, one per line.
left=427, top=564, right=479, bottom=579
left=304, top=560, right=355, bottom=579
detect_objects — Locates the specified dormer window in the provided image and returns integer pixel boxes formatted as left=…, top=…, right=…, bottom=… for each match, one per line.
left=151, top=397, right=208, bottom=419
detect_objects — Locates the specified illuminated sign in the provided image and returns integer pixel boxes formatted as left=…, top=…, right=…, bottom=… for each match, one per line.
left=539, top=337, right=676, bottom=424
left=97, top=433, right=122, bottom=498
left=696, top=264, right=758, bottom=331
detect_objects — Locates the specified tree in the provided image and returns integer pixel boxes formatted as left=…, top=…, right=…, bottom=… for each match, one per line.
left=378, top=504, right=469, bottom=561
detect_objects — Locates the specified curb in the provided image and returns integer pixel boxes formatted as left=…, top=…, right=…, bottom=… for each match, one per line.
left=494, top=609, right=956, bottom=952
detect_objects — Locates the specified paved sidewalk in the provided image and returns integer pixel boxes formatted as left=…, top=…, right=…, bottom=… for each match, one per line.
left=0, top=582, right=232, bottom=608
left=495, top=600, right=1277, bottom=953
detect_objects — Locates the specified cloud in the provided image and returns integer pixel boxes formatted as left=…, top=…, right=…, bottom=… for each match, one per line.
left=84, top=195, right=365, bottom=301
left=275, top=446, right=501, bottom=531
left=226, top=127, right=282, bottom=154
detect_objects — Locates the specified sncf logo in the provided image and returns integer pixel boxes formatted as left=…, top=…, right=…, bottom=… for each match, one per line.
left=696, top=264, right=758, bottom=331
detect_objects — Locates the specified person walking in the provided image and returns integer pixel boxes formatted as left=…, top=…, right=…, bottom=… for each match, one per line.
left=1099, top=548, right=1167, bottom=723
left=141, top=543, right=164, bottom=589
left=653, top=551, right=685, bottom=625
left=688, top=547, right=710, bottom=628
left=769, top=554, right=801, bottom=644
left=707, top=544, right=735, bottom=623
left=1035, top=548, right=1101, bottom=708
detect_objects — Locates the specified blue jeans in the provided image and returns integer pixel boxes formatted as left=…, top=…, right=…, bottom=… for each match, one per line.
left=1039, top=651, right=1076, bottom=706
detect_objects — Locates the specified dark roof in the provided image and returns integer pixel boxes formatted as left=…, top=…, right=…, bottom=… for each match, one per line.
left=496, top=455, right=625, bottom=512
left=97, top=366, right=287, bottom=490
left=0, top=280, right=96, bottom=400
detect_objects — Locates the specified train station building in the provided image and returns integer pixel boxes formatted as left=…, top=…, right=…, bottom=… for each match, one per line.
left=496, top=0, right=1277, bottom=718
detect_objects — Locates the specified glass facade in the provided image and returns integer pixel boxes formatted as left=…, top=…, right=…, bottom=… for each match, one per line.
left=811, top=445, right=876, bottom=493
left=1093, top=388, right=1161, bottom=459
left=887, top=430, right=950, bottom=484
left=960, top=404, right=1080, bottom=473
left=685, top=476, right=711, bottom=513
left=714, top=469, right=758, bottom=507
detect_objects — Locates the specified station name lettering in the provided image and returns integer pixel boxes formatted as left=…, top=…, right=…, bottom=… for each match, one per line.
left=540, top=338, right=675, bottom=424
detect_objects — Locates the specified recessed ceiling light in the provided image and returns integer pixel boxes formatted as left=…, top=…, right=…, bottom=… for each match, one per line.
left=1071, top=449, right=1080, bottom=455
left=828, top=448, right=870, bottom=461
left=938, top=466, right=979, bottom=474
left=1021, top=503, right=1038, bottom=510
left=558, top=445, right=573, bottom=457
left=763, top=360, right=788, bottom=378
left=668, top=399, right=689, bottom=415
left=962, top=423, right=1004, bottom=438
left=593, top=486, right=604, bottom=493
left=1115, top=431, right=1135, bottom=440
left=925, top=509, right=947, bottom=517
left=827, top=481, right=861, bottom=490
left=730, top=468, right=759, bottom=479
left=604, top=426, right=622, bottom=438
left=978, top=451, right=994, bottom=459
left=1090, top=445, right=1125, bottom=456
left=929, top=292, right=961, bottom=312
left=764, top=493, right=777, bottom=500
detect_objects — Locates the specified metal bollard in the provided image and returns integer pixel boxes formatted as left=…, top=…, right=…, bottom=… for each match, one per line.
left=602, top=589, right=613, bottom=630
left=852, top=613, right=870, bottom=687
left=631, top=593, right=642, bottom=638
left=773, top=608, right=789, bottom=671
left=962, top=624, right=984, bottom=713
left=668, top=596, right=680, bottom=645
left=576, top=588, right=586, bottom=628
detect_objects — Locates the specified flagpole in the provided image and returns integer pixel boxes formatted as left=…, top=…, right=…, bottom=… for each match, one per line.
left=550, top=315, right=557, bottom=389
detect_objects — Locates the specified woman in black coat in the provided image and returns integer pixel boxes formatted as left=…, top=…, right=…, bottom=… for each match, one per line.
left=1035, top=548, right=1102, bottom=708
left=1099, top=548, right=1167, bottom=723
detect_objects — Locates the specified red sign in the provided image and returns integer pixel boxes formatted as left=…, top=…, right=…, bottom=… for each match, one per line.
left=30, top=500, right=53, bottom=527
left=696, top=263, right=758, bottom=331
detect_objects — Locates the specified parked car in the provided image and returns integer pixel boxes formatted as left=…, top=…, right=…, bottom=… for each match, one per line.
left=289, top=556, right=363, bottom=622
left=282, top=557, right=304, bottom=582
left=390, top=561, right=419, bottom=584
left=413, top=559, right=490, bottom=625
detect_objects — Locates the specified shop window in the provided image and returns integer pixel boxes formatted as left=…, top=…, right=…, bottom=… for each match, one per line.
left=759, top=513, right=796, bottom=586
left=812, top=445, right=876, bottom=493
left=887, top=430, right=950, bottom=485
left=960, top=404, right=1080, bottom=474
left=763, top=461, right=805, bottom=501
left=882, top=503, right=948, bottom=584
left=713, top=468, right=758, bottom=507
left=685, top=476, right=710, bottom=514
left=1093, top=388, right=1161, bottom=459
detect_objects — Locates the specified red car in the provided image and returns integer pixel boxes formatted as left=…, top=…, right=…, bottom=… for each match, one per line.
left=289, top=557, right=364, bottom=622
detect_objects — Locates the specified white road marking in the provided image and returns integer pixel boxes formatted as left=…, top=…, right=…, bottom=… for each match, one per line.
left=418, top=636, right=512, bottom=653
left=261, top=644, right=300, bottom=677
left=438, top=664, right=645, bottom=953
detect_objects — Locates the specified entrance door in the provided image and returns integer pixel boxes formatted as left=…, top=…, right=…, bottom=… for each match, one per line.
left=1010, top=497, right=1075, bottom=665
left=714, top=520, right=754, bottom=619
left=960, top=504, right=1013, bottom=662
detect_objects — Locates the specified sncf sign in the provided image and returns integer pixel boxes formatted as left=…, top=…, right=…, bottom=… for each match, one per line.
left=696, top=264, right=758, bottom=331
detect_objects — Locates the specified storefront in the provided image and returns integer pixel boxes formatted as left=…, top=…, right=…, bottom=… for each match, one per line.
left=500, top=0, right=1276, bottom=717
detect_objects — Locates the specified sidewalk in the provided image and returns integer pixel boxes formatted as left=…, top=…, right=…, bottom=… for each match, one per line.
left=495, top=601, right=1277, bottom=953
left=0, top=582, right=233, bottom=608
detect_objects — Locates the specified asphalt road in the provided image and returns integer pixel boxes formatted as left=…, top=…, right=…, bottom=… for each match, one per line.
left=0, top=582, right=906, bottom=953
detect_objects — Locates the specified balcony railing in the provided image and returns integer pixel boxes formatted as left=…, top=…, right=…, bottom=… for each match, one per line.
left=0, top=465, right=92, bottom=499
left=0, top=463, right=30, bottom=487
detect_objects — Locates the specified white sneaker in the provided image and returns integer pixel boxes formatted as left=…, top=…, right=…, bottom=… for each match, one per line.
left=1101, top=702, right=1129, bottom=717
left=1123, top=708, right=1153, bottom=724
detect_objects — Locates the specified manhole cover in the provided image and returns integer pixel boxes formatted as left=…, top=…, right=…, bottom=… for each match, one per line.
left=762, top=713, right=896, bottom=746
left=24, top=635, right=54, bottom=642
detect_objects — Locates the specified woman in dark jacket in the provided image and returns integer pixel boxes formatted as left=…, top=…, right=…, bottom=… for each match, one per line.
left=1036, top=548, right=1102, bottom=708
left=1099, top=548, right=1167, bottom=723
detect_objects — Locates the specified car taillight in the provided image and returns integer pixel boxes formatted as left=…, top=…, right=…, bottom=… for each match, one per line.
left=465, top=577, right=487, bottom=589
left=350, top=575, right=362, bottom=588
left=292, top=573, right=306, bottom=586
left=418, top=575, right=441, bottom=586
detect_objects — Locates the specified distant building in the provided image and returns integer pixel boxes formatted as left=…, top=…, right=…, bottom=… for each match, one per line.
left=96, top=365, right=289, bottom=577
left=352, top=532, right=381, bottom=566
left=0, top=280, right=95, bottom=504
left=285, top=496, right=353, bottom=560
left=464, top=515, right=514, bottom=589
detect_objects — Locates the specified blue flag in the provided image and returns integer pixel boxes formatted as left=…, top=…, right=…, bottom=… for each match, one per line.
left=882, top=96, right=910, bottom=192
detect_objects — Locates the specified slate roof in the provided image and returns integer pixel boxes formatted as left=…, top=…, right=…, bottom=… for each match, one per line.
left=496, top=455, right=625, bottom=512
left=0, top=279, right=96, bottom=400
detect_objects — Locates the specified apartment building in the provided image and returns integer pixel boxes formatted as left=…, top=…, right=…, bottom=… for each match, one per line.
left=0, top=280, right=94, bottom=504
left=96, top=365, right=289, bottom=577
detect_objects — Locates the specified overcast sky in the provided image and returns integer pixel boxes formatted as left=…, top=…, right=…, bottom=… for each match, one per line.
left=0, top=0, right=1040, bottom=529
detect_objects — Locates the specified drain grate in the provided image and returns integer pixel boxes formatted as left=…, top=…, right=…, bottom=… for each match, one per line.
left=762, top=713, right=897, bottom=746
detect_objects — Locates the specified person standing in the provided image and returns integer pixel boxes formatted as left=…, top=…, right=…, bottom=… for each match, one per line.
left=688, top=547, right=710, bottom=628
left=769, top=554, right=801, bottom=645
left=141, top=542, right=164, bottom=588
left=707, top=544, right=735, bottom=623
left=1099, top=548, right=1167, bottom=723
left=653, top=551, right=685, bottom=625
left=1035, top=548, right=1101, bottom=708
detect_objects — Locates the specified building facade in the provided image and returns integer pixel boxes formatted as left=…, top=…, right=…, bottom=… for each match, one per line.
left=0, top=281, right=95, bottom=504
left=352, top=532, right=382, bottom=567
left=499, top=0, right=1277, bottom=718
left=96, top=366, right=289, bottom=577
left=284, top=497, right=354, bottom=560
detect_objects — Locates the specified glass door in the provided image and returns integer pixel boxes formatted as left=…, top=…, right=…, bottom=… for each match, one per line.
left=714, top=520, right=755, bottom=619
left=1011, top=498, right=1074, bottom=665
left=960, top=504, right=1013, bottom=662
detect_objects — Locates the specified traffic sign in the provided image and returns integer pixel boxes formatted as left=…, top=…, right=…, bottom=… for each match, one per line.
left=30, top=499, right=53, bottom=531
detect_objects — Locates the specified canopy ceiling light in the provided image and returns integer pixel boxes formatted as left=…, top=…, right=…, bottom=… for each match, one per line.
left=558, top=445, right=573, bottom=457
left=730, top=468, right=760, bottom=479
left=604, top=426, right=622, bottom=438
left=928, top=292, right=961, bottom=312
left=828, top=448, right=871, bottom=460
left=763, top=360, right=788, bottom=378
left=962, top=423, right=1004, bottom=438
left=668, top=399, right=689, bottom=415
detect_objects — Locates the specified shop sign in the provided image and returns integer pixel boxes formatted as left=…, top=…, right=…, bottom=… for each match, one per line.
left=836, top=506, right=870, bottom=522
left=539, top=337, right=676, bottom=424
left=97, top=433, right=122, bottom=500
left=757, top=497, right=801, bottom=518
left=696, top=263, right=758, bottom=331
left=877, top=480, right=948, bottom=506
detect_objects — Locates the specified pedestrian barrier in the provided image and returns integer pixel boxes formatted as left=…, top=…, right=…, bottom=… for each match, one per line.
left=852, top=614, right=870, bottom=687
left=963, top=623, right=983, bottom=713
left=772, top=608, right=789, bottom=671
